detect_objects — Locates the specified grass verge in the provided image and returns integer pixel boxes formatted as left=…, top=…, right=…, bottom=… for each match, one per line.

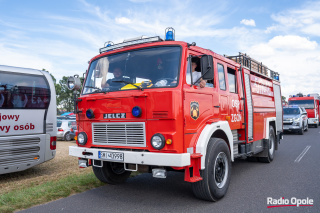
left=0, top=172, right=105, bottom=213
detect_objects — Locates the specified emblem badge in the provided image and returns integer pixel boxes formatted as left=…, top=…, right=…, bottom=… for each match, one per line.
left=190, top=101, right=200, bottom=120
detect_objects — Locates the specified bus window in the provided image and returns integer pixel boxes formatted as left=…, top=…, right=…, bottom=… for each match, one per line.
left=0, top=72, right=50, bottom=109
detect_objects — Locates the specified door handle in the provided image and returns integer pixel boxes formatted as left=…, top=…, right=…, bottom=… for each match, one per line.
left=214, top=106, right=220, bottom=108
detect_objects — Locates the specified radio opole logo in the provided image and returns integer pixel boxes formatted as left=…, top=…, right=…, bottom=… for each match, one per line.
left=267, top=197, right=314, bottom=208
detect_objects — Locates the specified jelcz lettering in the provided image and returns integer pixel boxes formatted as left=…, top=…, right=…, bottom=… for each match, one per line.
left=104, top=113, right=126, bottom=119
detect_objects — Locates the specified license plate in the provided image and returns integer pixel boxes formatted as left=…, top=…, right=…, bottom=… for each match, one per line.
left=99, top=151, right=124, bottom=162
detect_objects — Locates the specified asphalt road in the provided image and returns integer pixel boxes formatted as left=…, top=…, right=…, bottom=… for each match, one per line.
left=19, top=127, right=320, bottom=213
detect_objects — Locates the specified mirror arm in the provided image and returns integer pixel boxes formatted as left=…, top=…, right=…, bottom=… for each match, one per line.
left=193, top=67, right=210, bottom=85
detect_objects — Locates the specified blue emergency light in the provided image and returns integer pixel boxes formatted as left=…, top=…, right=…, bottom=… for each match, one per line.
left=165, top=27, right=175, bottom=41
left=132, top=106, right=142, bottom=117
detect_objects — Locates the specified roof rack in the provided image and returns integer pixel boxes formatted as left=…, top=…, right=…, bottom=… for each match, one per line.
left=99, top=36, right=163, bottom=53
left=226, top=52, right=280, bottom=81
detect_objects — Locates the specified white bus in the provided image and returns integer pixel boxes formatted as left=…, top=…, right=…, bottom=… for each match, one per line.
left=0, top=65, right=57, bottom=175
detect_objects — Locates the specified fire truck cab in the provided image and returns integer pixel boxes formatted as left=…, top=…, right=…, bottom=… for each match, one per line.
left=288, top=94, right=320, bottom=128
left=68, top=28, right=283, bottom=201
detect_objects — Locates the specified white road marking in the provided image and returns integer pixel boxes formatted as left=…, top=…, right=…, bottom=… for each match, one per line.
left=294, top=146, right=311, bottom=163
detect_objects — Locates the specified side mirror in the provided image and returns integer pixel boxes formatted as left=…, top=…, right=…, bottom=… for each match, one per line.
left=67, top=75, right=81, bottom=91
left=200, top=55, right=214, bottom=80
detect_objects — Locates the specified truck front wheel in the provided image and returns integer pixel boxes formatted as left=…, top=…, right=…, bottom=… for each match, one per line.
left=259, top=125, right=275, bottom=163
left=92, top=161, right=131, bottom=184
left=192, top=138, right=231, bottom=201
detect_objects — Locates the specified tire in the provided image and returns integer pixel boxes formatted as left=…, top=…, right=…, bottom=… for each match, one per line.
left=64, top=132, right=71, bottom=141
left=304, top=122, right=308, bottom=131
left=192, top=138, right=231, bottom=202
left=298, top=127, right=304, bottom=135
left=259, top=125, right=275, bottom=163
left=92, top=161, right=131, bottom=184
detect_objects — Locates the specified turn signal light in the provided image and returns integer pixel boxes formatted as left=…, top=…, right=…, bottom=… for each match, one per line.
left=166, top=139, right=172, bottom=145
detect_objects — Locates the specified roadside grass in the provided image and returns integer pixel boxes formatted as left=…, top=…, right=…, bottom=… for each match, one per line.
left=0, top=172, right=105, bottom=213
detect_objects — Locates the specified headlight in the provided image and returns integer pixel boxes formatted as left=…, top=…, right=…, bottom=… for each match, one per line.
left=151, top=133, right=165, bottom=150
left=294, top=118, right=300, bottom=122
left=78, top=132, right=88, bottom=145
left=86, top=109, right=95, bottom=119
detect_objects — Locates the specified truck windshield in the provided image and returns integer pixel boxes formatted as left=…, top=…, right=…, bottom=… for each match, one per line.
left=283, top=108, right=300, bottom=115
left=288, top=100, right=314, bottom=109
left=83, top=46, right=181, bottom=94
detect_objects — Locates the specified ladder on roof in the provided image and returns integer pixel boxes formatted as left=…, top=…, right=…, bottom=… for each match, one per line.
left=226, top=52, right=280, bottom=81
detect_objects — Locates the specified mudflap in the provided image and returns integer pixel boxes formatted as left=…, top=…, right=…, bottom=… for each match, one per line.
left=184, top=153, right=203, bottom=182
left=254, top=139, right=269, bottom=158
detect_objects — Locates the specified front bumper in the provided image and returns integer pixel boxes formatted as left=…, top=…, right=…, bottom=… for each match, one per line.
left=283, top=124, right=301, bottom=131
left=69, top=146, right=191, bottom=167
left=308, top=118, right=319, bottom=124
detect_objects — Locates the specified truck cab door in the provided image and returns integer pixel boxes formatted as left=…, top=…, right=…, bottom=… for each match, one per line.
left=183, top=55, right=219, bottom=151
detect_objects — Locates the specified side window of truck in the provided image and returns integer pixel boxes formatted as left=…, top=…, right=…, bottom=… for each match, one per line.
left=217, top=64, right=226, bottom=90
left=227, top=67, right=237, bottom=93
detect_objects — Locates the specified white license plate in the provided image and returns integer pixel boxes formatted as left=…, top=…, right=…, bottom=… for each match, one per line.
left=99, top=151, right=124, bottom=162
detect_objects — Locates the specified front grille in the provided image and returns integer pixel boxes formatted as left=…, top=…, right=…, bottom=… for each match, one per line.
left=0, top=136, right=41, bottom=166
left=92, top=122, right=146, bottom=147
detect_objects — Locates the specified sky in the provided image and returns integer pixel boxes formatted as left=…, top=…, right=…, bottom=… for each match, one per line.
left=1, top=0, right=320, bottom=99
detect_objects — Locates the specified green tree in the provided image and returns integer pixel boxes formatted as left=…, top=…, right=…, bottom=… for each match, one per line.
left=58, top=76, right=75, bottom=112
left=57, top=76, right=84, bottom=113
left=43, top=70, right=84, bottom=114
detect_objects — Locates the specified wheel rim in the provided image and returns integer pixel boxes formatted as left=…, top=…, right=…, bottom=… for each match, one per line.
left=110, top=162, right=126, bottom=174
left=214, top=152, right=228, bottom=189
left=66, top=134, right=70, bottom=140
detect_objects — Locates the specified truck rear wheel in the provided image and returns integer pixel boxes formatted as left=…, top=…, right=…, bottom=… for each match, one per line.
left=92, top=161, right=131, bottom=184
left=259, top=125, right=275, bottom=163
left=192, top=138, right=231, bottom=201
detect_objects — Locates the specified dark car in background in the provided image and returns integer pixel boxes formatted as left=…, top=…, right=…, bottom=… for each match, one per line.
left=283, top=106, right=308, bottom=135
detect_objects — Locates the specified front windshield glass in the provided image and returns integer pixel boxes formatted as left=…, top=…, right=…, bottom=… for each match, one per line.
left=288, top=100, right=314, bottom=109
left=83, top=46, right=181, bottom=94
left=283, top=108, right=300, bottom=115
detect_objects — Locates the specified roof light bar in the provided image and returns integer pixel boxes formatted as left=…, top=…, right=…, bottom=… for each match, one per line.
left=100, top=36, right=162, bottom=53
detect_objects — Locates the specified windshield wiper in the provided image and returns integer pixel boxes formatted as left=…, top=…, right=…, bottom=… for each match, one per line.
left=112, top=80, right=143, bottom=91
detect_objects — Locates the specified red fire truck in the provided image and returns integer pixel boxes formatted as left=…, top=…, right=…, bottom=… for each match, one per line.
left=288, top=94, right=320, bottom=128
left=68, top=28, right=283, bottom=201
